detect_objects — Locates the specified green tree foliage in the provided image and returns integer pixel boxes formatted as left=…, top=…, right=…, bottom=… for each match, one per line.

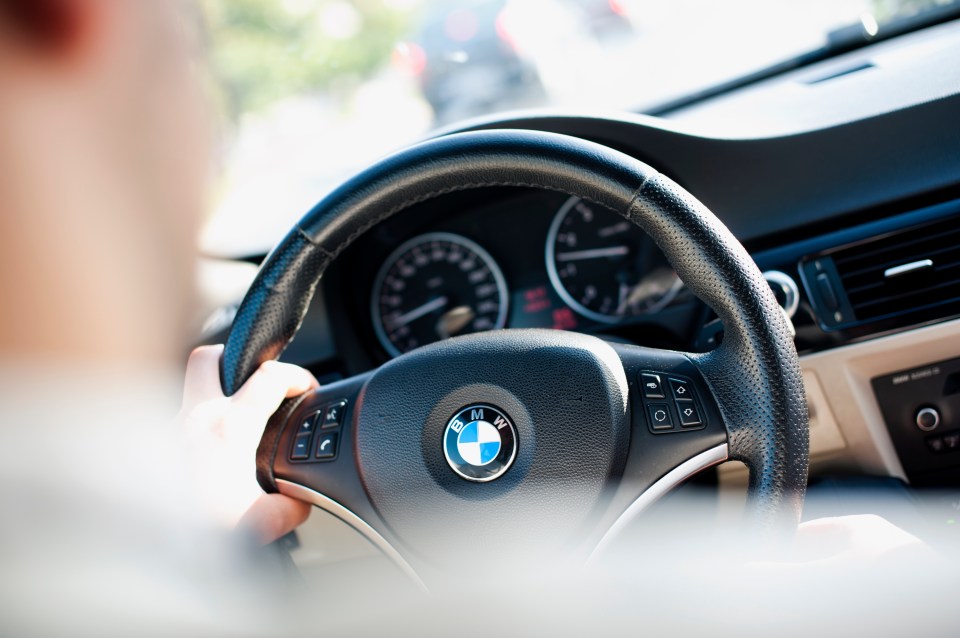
left=202, top=0, right=418, bottom=120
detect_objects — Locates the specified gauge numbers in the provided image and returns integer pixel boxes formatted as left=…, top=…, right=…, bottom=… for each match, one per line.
left=372, top=233, right=508, bottom=357
left=546, top=196, right=681, bottom=323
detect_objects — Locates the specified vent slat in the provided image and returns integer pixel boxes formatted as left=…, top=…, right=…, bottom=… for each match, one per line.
left=839, top=244, right=960, bottom=280
left=850, top=276, right=960, bottom=310
left=833, top=224, right=960, bottom=269
left=844, top=259, right=960, bottom=294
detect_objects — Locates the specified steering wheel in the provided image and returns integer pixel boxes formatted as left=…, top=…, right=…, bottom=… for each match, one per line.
left=220, top=130, right=808, bottom=585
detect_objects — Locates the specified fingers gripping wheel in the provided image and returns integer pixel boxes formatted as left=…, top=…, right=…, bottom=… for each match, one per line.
left=223, top=129, right=809, bottom=562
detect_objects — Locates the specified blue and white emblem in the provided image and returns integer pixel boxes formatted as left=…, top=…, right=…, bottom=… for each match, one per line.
left=443, top=404, right=517, bottom=482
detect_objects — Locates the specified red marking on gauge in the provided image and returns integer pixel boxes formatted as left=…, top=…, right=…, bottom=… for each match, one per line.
left=552, top=307, right=577, bottom=330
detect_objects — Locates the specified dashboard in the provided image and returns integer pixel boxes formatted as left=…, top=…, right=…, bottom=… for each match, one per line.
left=204, top=18, right=960, bottom=494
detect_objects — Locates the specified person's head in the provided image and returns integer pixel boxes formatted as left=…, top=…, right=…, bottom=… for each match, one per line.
left=0, top=0, right=211, bottom=370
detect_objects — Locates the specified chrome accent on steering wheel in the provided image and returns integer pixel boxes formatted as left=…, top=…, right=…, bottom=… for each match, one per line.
left=587, top=443, right=729, bottom=564
left=275, top=479, right=428, bottom=592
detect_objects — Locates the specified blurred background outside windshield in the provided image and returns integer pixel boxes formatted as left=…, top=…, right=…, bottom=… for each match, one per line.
left=199, top=0, right=951, bottom=256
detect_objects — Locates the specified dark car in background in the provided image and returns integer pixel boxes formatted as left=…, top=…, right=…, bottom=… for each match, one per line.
left=395, top=0, right=546, bottom=125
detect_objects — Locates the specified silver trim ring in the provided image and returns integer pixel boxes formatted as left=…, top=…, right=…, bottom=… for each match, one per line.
left=370, top=232, right=509, bottom=358
left=915, top=407, right=940, bottom=432
left=587, top=443, right=729, bottom=564
left=545, top=196, right=682, bottom=324
left=275, top=479, right=428, bottom=592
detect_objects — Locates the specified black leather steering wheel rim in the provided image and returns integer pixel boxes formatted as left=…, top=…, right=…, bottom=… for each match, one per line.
left=221, top=129, right=808, bottom=537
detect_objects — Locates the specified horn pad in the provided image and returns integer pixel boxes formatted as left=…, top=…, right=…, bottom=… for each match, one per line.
left=354, top=329, right=630, bottom=564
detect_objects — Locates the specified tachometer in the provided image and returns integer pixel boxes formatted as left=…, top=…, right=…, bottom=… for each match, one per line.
left=546, top=196, right=682, bottom=323
left=372, top=232, right=508, bottom=357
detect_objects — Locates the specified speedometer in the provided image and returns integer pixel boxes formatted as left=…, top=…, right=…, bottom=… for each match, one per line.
left=371, top=232, right=509, bottom=357
left=546, top=196, right=682, bottom=323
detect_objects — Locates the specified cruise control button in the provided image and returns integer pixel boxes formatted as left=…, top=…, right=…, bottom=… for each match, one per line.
left=322, top=400, right=347, bottom=429
left=647, top=403, right=673, bottom=430
left=296, top=412, right=319, bottom=436
left=669, top=378, right=694, bottom=400
left=944, top=432, right=960, bottom=450
left=675, top=400, right=702, bottom=427
left=315, top=432, right=339, bottom=459
left=291, top=434, right=312, bottom=460
left=640, top=373, right=665, bottom=399
left=926, top=437, right=945, bottom=453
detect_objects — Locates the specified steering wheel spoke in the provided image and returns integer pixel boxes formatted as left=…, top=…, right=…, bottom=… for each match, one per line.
left=263, top=373, right=371, bottom=517
left=583, top=343, right=728, bottom=555
left=259, top=372, right=426, bottom=584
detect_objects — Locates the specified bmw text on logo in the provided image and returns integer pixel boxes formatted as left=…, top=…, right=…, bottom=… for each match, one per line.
left=443, top=405, right=517, bottom=482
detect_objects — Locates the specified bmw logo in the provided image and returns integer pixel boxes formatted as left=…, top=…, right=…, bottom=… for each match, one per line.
left=443, top=404, right=517, bottom=482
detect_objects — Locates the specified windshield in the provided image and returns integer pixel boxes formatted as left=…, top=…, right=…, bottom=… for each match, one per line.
left=200, top=0, right=957, bottom=257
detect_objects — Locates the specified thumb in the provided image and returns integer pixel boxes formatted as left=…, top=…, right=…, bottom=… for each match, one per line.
left=236, top=493, right=312, bottom=545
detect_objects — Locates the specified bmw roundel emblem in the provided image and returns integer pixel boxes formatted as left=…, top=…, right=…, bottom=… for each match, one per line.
left=443, top=404, right=517, bottom=482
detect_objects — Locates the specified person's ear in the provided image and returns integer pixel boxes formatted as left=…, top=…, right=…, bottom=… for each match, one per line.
left=0, top=0, right=104, bottom=59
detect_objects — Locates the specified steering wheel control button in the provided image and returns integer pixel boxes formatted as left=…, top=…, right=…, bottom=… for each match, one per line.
left=322, top=400, right=348, bottom=429
left=296, top=412, right=319, bottom=436
left=640, top=372, right=706, bottom=434
left=669, top=378, right=694, bottom=400
left=640, top=373, right=665, bottom=399
left=291, top=434, right=312, bottom=460
left=647, top=403, right=673, bottom=431
left=915, top=407, right=940, bottom=432
left=675, top=400, right=702, bottom=427
left=443, top=404, right=517, bottom=482
left=315, top=432, right=339, bottom=460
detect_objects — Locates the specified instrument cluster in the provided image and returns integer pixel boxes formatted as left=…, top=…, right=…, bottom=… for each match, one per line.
left=365, top=191, right=687, bottom=358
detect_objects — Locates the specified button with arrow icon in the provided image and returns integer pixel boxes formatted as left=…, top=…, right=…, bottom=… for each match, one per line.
left=675, top=400, right=702, bottom=427
left=669, top=378, right=694, bottom=401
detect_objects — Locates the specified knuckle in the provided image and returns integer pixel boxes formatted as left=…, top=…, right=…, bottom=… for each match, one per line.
left=258, top=360, right=288, bottom=377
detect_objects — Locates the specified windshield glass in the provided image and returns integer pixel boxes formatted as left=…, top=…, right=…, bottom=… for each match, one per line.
left=199, top=0, right=956, bottom=256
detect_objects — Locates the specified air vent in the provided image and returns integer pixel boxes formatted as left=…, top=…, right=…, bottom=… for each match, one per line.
left=803, top=215, right=960, bottom=329
left=833, top=217, right=960, bottom=322
left=799, top=213, right=960, bottom=330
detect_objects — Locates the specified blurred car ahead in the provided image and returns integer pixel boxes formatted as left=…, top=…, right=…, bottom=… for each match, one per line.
left=394, top=0, right=547, bottom=125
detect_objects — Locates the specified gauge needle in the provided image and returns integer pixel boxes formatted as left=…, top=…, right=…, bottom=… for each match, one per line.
left=555, top=246, right=629, bottom=261
left=624, top=269, right=683, bottom=313
left=436, top=305, right=475, bottom=339
left=391, top=296, right=448, bottom=328
left=597, top=221, right=631, bottom=238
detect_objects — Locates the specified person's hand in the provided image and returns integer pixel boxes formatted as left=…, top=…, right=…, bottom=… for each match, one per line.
left=750, top=514, right=936, bottom=574
left=789, top=514, right=935, bottom=567
left=178, top=345, right=317, bottom=544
